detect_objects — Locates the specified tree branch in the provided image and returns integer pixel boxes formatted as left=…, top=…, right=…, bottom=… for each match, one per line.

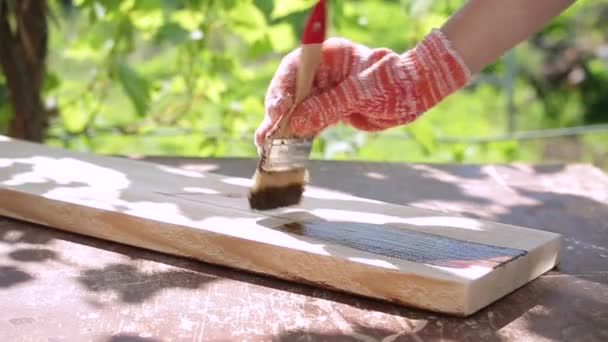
left=0, top=0, right=48, bottom=141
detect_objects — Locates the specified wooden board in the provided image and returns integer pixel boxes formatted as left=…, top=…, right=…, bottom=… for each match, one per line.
left=0, top=135, right=562, bottom=316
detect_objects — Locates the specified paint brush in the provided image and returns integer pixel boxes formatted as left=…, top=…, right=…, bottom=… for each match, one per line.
left=248, top=0, right=326, bottom=211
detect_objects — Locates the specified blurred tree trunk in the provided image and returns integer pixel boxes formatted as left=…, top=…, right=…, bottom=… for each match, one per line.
left=0, top=0, right=48, bottom=142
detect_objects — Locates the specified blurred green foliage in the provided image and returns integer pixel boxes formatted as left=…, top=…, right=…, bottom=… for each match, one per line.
left=2, top=0, right=607, bottom=168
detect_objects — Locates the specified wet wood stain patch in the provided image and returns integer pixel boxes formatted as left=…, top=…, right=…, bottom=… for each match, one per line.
left=157, top=192, right=527, bottom=269
left=279, top=221, right=527, bottom=269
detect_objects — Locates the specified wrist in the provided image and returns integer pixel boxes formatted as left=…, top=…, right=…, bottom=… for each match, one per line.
left=406, top=28, right=472, bottom=109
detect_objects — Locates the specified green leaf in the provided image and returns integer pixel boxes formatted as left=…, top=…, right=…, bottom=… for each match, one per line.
left=406, top=119, right=437, bottom=155
left=227, top=1, right=268, bottom=42
left=271, top=0, right=315, bottom=20
left=73, top=0, right=91, bottom=6
left=220, top=0, right=239, bottom=11
left=210, top=53, right=236, bottom=73
left=0, top=80, right=5, bottom=103
left=154, top=22, right=190, bottom=44
left=247, top=34, right=273, bottom=58
left=58, top=93, right=92, bottom=133
left=43, top=71, right=61, bottom=93
left=0, top=103, right=11, bottom=133
left=254, top=0, right=274, bottom=20
left=130, top=7, right=164, bottom=35
left=268, top=23, right=295, bottom=52
left=115, top=62, right=150, bottom=117
left=80, top=0, right=123, bottom=18
left=65, top=20, right=115, bottom=61
left=98, top=0, right=123, bottom=12
left=171, top=9, right=204, bottom=31
left=329, top=0, right=345, bottom=30
left=197, top=76, right=227, bottom=104
left=133, top=0, right=163, bottom=11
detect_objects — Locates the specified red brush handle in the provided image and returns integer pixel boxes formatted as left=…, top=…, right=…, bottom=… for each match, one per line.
left=267, top=0, right=326, bottom=139
left=301, top=0, right=326, bottom=44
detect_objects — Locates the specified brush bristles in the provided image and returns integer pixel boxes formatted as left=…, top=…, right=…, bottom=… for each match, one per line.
left=248, top=168, right=308, bottom=210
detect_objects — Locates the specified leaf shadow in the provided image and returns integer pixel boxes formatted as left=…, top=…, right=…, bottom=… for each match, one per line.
left=76, top=263, right=218, bottom=304
left=1, top=142, right=606, bottom=341
left=146, top=157, right=494, bottom=208
left=0, top=265, right=34, bottom=288
left=0, top=218, right=56, bottom=245
left=8, top=247, right=58, bottom=262
left=105, top=335, right=163, bottom=342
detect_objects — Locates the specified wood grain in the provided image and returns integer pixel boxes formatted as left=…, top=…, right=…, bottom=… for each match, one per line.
left=0, top=135, right=563, bottom=316
left=277, top=221, right=527, bottom=269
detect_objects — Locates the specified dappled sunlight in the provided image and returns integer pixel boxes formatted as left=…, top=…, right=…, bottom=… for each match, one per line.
left=303, top=187, right=382, bottom=203
left=178, top=163, right=220, bottom=173
left=365, top=171, right=387, bottom=180
left=0, top=152, right=335, bottom=260
left=434, top=264, right=492, bottom=279
left=156, top=165, right=205, bottom=178
left=397, top=216, right=486, bottom=231
left=0, top=229, right=26, bottom=243
left=182, top=187, right=220, bottom=194
left=346, top=257, right=400, bottom=270
left=492, top=274, right=608, bottom=340
left=122, top=201, right=194, bottom=225
left=0, top=0, right=604, bottom=330
left=195, top=216, right=329, bottom=254
left=221, top=177, right=253, bottom=187
left=252, top=211, right=522, bottom=279
left=0, top=138, right=563, bottom=314
left=0, top=156, right=130, bottom=189
left=306, top=209, right=484, bottom=231
left=0, top=146, right=252, bottom=224
left=0, top=145, right=535, bottom=280
left=43, top=186, right=124, bottom=211
left=0, top=152, right=512, bottom=279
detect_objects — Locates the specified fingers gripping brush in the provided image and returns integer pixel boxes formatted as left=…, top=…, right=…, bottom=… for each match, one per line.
left=248, top=0, right=326, bottom=211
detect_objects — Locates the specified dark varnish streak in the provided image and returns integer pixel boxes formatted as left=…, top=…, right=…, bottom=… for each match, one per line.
left=278, top=221, right=527, bottom=269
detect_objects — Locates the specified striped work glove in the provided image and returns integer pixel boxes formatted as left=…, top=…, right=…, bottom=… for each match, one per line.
left=254, top=28, right=472, bottom=147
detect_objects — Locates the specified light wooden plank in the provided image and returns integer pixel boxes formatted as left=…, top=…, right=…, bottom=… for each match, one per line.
left=0, top=135, right=562, bottom=316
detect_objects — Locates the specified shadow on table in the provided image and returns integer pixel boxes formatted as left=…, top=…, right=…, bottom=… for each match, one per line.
left=0, top=145, right=606, bottom=341
left=1, top=205, right=605, bottom=341
left=172, top=157, right=608, bottom=277
left=139, top=156, right=608, bottom=340
left=147, top=157, right=495, bottom=208
left=105, top=335, right=163, bottom=342
left=0, top=217, right=548, bottom=341
left=0, top=219, right=55, bottom=288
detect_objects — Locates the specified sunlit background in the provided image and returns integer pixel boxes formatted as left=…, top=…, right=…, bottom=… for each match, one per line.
left=1, top=0, right=606, bottom=169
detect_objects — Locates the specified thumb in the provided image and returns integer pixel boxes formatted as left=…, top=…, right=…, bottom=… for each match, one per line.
left=254, top=115, right=273, bottom=148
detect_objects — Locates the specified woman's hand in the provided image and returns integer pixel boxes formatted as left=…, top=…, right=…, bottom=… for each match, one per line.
left=254, top=29, right=471, bottom=148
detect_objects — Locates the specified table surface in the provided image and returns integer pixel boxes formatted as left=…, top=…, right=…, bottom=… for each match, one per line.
left=1, top=156, right=607, bottom=342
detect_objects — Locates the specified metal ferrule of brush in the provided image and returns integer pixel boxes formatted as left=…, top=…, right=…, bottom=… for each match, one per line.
left=261, top=137, right=313, bottom=172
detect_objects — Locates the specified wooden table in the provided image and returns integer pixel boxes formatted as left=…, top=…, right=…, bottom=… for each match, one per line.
left=1, top=157, right=607, bottom=341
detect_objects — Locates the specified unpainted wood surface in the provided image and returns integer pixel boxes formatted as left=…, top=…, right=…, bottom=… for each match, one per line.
left=0, top=135, right=562, bottom=316
left=0, top=154, right=606, bottom=341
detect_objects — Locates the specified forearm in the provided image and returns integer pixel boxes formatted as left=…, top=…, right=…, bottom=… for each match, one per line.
left=441, top=0, right=576, bottom=74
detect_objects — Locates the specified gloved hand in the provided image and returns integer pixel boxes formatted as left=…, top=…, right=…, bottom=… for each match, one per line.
left=254, top=28, right=471, bottom=148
